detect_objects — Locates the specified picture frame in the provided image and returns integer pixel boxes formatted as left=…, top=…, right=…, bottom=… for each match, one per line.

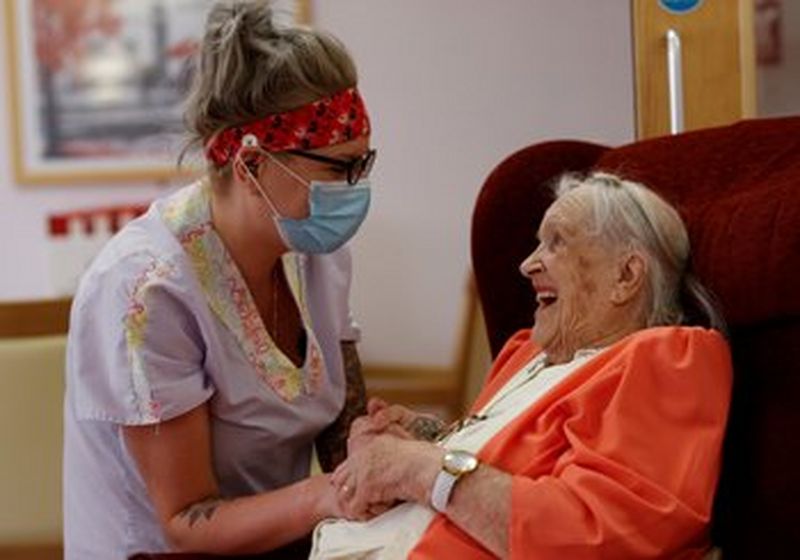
left=3, top=0, right=310, bottom=185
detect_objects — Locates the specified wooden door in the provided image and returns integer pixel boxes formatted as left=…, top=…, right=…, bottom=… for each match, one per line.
left=632, top=0, right=756, bottom=139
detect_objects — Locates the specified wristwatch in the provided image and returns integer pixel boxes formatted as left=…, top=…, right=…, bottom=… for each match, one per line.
left=430, top=449, right=479, bottom=513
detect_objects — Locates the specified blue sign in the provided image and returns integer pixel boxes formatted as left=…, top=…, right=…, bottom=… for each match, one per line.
left=658, top=0, right=704, bottom=14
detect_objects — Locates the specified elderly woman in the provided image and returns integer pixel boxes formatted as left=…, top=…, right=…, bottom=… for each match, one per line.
left=313, top=172, right=732, bottom=559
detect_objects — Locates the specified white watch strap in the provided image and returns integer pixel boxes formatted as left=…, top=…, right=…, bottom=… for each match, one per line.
left=430, top=470, right=458, bottom=513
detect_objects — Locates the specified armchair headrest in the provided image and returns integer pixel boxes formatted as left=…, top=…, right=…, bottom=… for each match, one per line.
left=472, top=117, right=800, bottom=355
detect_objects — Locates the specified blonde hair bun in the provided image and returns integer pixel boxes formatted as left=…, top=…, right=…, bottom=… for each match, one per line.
left=182, top=0, right=358, bottom=172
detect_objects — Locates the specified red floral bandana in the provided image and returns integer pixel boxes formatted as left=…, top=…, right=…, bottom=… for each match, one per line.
left=204, top=87, right=370, bottom=167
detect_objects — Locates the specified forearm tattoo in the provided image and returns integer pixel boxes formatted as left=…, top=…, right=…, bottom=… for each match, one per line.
left=315, top=341, right=367, bottom=472
left=409, top=415, right=446, bottom=441
left=178, top=496, right=225, bottom=528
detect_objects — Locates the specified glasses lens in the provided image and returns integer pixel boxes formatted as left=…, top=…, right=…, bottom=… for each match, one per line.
left=362, top=150, right=376, bottom=177
left=349, top=150, right=376, bottom=184
left=345, top=150, right=368, bottom=185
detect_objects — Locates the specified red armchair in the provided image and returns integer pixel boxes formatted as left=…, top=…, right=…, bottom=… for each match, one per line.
left=471, top=117, right=800, bottom=557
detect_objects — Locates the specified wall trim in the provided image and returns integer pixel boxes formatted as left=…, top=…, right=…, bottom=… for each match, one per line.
left=0, top=544, right=62, bottom=560
left=363, top=276, right=482, bottom=418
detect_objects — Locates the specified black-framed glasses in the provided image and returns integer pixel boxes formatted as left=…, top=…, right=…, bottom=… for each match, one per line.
left=286, top=148, right=377, bottom=185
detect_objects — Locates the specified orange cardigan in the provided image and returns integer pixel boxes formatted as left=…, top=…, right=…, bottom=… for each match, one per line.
left=410, top=326, right=732, bottom=560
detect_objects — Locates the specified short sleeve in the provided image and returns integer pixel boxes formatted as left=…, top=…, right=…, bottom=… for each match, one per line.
left=335, top=247, right=361, bottom=341
left=306, top=246, right=361, bottom=342
left=68, top=252, right=214, bottom=425
left=342, top=309, right=362, bottom=342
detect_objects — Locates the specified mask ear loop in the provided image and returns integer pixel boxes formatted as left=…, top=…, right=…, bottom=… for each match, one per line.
left=238, top=134, right=286, bottom=219
left=263, top=150, right=310, bottom=188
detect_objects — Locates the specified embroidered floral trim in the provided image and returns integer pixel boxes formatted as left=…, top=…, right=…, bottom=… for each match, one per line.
left=160, top=181, right=323, bottom=402
left=124, top=257, right=178, bottom=422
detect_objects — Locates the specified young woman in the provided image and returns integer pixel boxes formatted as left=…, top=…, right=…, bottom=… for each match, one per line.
left=63, top=1, right=376, bottom=557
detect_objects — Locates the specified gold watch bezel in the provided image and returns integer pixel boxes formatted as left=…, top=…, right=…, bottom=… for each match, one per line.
left=442, top=450, right=479, bottom=477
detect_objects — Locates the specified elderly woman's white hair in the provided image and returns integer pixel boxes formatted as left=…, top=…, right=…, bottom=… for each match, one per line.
left=554, top=171, right=725, bottom=332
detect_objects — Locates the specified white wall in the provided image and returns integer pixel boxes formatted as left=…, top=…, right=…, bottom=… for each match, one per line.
left=0, top=1, right=635, bottom=368
left=313, top=0, right=635, bottom=366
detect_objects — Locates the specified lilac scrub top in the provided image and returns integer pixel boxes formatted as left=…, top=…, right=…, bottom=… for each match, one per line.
left=63, top=180, right=358, bottom=559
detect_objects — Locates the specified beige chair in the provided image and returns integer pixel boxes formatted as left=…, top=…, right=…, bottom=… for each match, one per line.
left=0, top=299, right=70, bottom=559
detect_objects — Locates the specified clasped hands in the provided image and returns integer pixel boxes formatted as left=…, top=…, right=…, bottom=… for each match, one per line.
left=329, top=397, right=445, bottom=521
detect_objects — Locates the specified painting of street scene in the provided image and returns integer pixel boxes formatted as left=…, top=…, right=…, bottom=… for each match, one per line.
left=6, top=0, right=299, bottom=183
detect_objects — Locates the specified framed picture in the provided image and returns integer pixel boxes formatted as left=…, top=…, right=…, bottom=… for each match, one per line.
left=3, top=0, right=309, bottom=185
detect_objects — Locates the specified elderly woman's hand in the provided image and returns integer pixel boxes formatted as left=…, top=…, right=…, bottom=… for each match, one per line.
left=368, top=397, right=447, bottom=441
left=347, top=403, right=412, bottom=457
left=347, top=398, right=447, bottom=456
left=332, top=433, right=444, bottom=519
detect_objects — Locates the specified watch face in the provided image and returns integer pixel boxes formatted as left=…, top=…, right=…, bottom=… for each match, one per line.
left=444, top=450, right=479, bottom=475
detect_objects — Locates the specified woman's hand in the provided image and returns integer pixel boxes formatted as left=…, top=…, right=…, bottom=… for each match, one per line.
left=314, top=474, right=346, bottom=520
left=369, top=398, right=446, bottom=440
left=332, top=433, right=444, bottom=518
left=347, top=398, right=446, bottom=455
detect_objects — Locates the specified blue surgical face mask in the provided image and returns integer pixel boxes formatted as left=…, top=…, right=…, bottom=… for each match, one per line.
left=241, top=154, right=371, bottom=254
left=276, top=179, right=371, bottom=254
